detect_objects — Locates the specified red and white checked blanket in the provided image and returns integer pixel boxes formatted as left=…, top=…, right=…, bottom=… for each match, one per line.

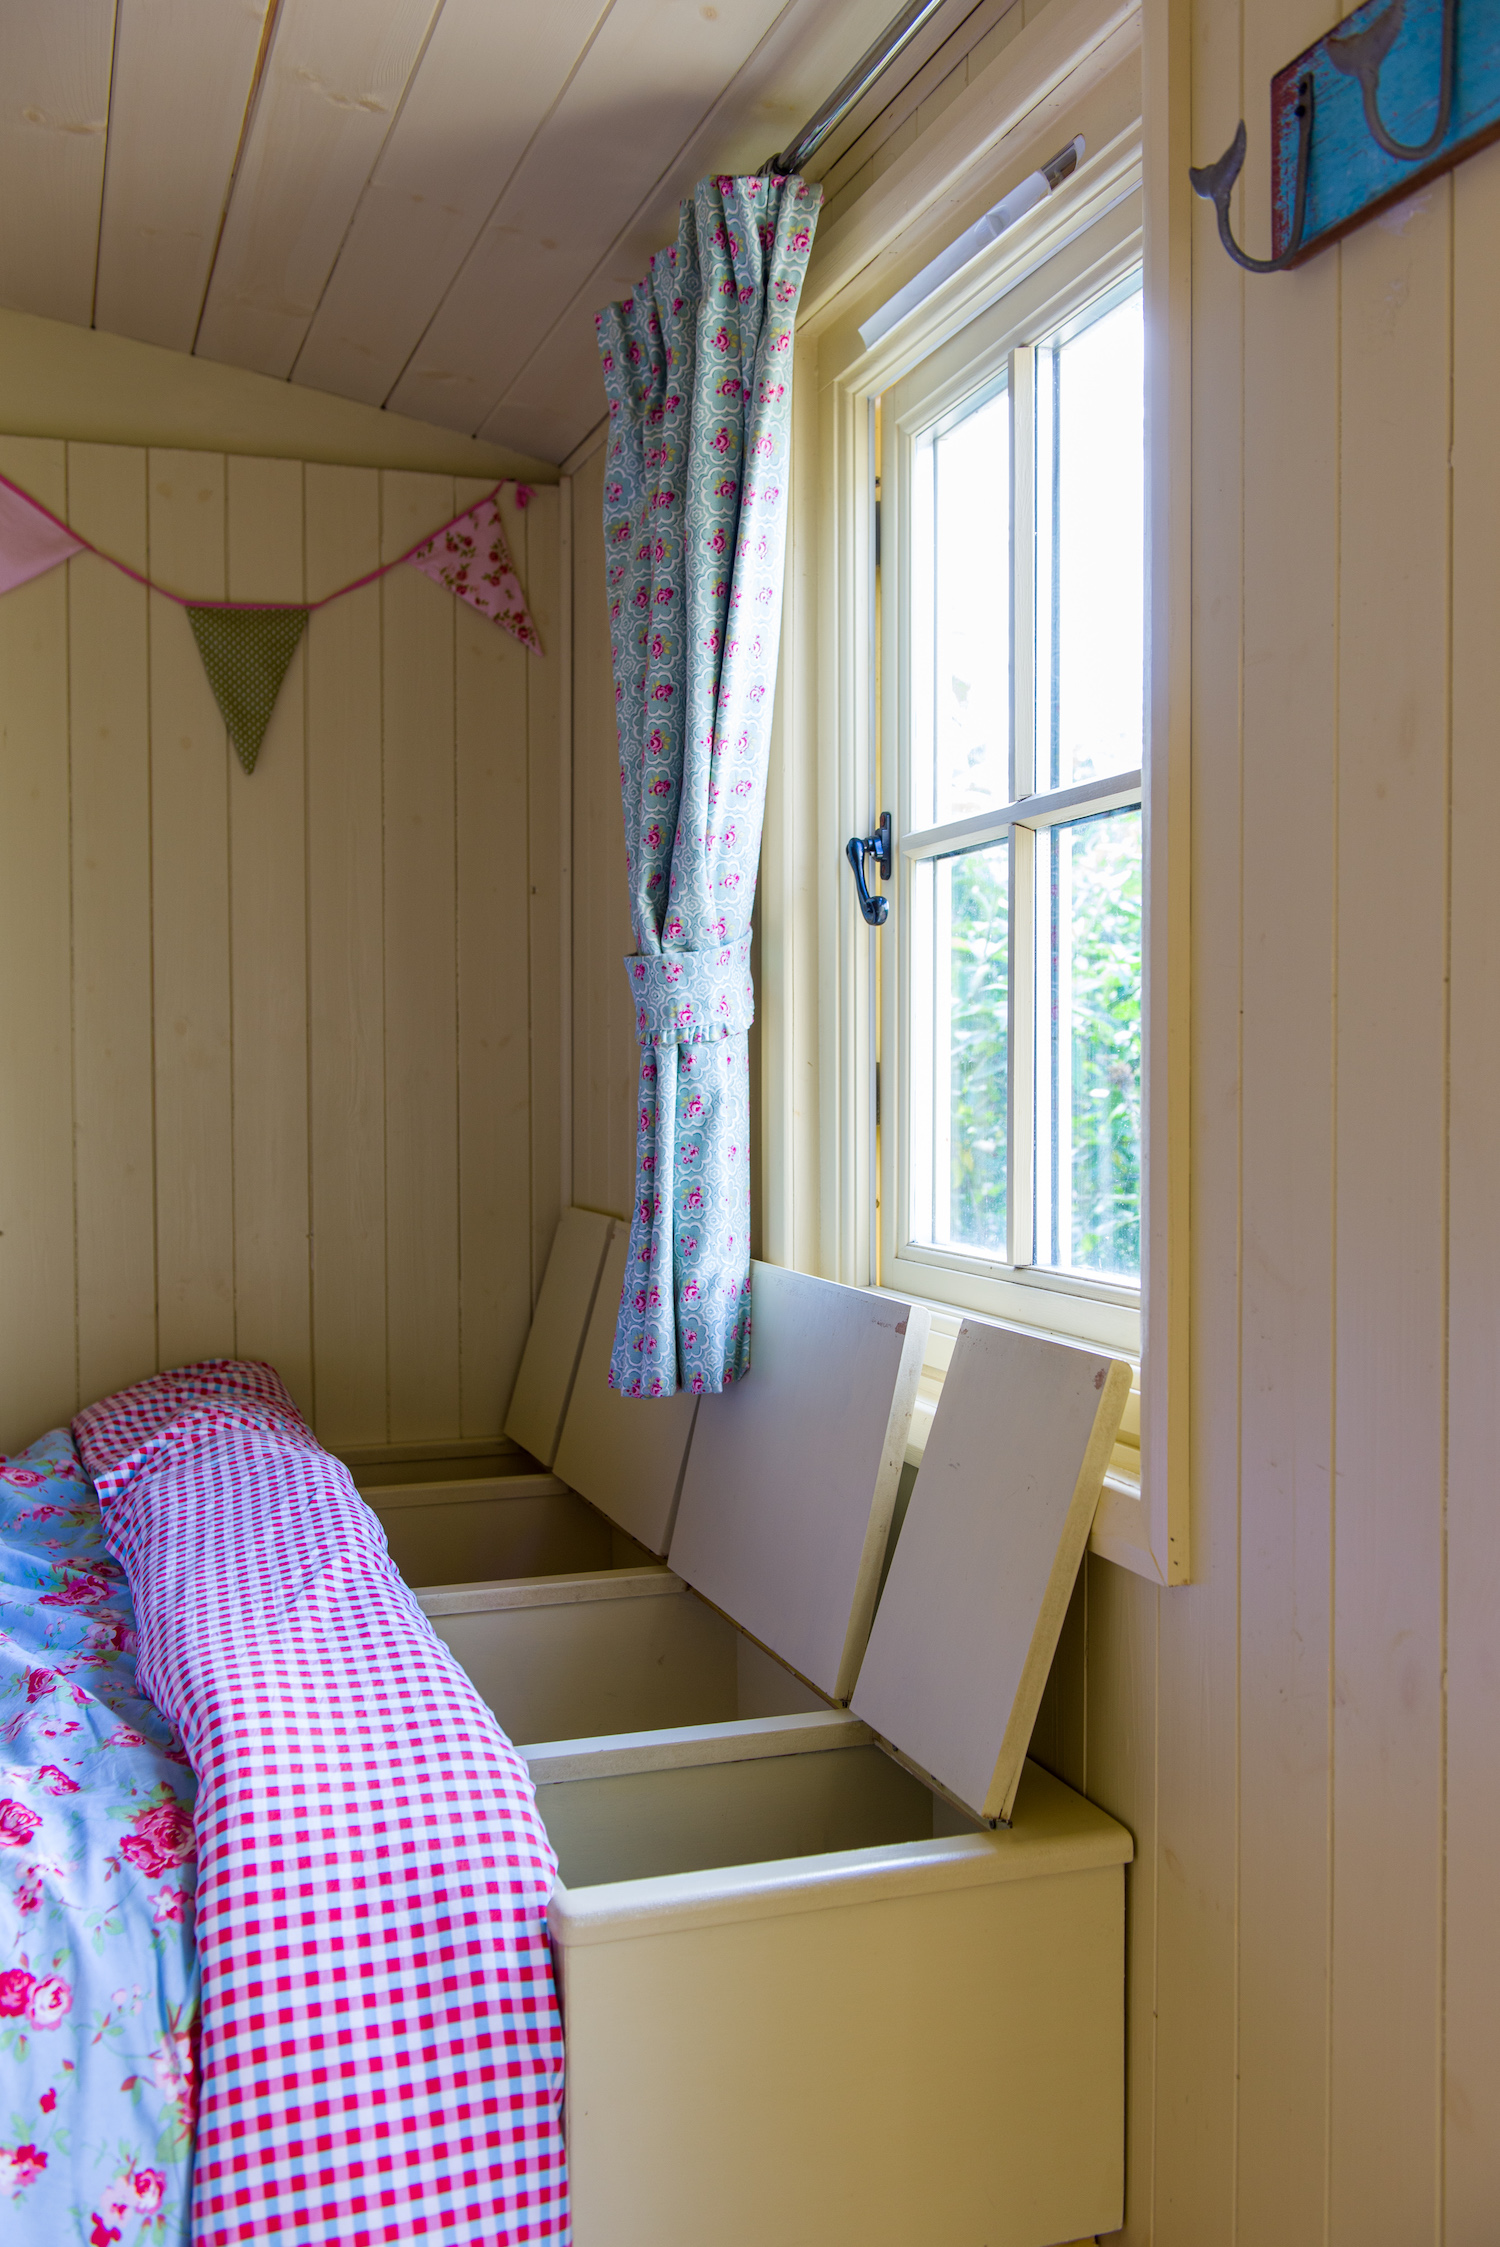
left=73, top=1362, right=569, bottom=2245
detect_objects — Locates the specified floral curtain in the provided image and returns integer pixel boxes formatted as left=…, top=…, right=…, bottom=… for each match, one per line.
left=596, top=172, right=820, bottom=1398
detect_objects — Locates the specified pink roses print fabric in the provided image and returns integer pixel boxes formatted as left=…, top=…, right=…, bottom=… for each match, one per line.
left=71, top=1360, right=569, bottom=2246
left=408, top=493, right=543, bottom=651
left=0, top=1427, right=199, bottom=2243
left=596, top=172, right=820, bottom=1397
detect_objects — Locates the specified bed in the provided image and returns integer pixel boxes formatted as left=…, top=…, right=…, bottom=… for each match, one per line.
left=2, top=1362, right=570, bottom=2245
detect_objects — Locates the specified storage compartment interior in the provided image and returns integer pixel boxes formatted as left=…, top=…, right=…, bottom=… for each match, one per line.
left=428, top=1586, right=827, bottom=1746
left=536, top=1742, right=981, bottom=1889
left=365, top=1478, right=656, bottom=1589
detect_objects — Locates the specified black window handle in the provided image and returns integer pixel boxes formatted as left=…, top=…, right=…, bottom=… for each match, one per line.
left=847, top=814, right=892, bottom=926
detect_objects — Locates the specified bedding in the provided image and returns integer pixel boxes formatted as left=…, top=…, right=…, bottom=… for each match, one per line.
left=0, top=1427, right=199, bottom=2244
left=73, top=1361, right=569, bottom=2245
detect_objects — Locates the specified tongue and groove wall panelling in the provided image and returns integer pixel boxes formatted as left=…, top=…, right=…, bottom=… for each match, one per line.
left=291, top=0, right=608, bottom=414
left=568, top=438, right=638, bottom=1227
left=380, top=470, right=461, bottom=1444
left=521, top=486, right=567, bottom=1320
left=0, top=6, right=115, bottom=328
left=193, top=0, right=443, bottom=383
left=225, top=455, right=312, bottom=1406
left=0, top=438, right=76, bottom=1437
left=392, top=0, right=791, bottom=455
left=1236, top=0, right=1339, bottom=2231
left=92, top=0, right=273, bottom=354
left=1330, top=171, right=1451, bottom=2247
left=147, top=451, right=236, bottom=1379
left=305, top=464, right=387, bottom=1450
left=0, top=440, right=559, bottom=1455
left=455, top=477, right=530, bottom=1439
left=1446, top=138, right=1500, bottom=2239
left=67, top=443, right=159, bottom=1409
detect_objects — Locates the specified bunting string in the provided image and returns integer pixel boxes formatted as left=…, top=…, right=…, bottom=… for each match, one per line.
left=0, top=471, right=544, bottom=773
left=0, top=472, right=537, bottom=613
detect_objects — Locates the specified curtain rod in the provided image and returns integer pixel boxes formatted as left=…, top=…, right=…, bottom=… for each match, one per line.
left=763, top=0, right=955, bottom=175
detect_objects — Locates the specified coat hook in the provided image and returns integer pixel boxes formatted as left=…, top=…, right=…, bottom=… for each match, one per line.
left=1327, top=0, right=1457, bottom=162
left=1190, top=73, right=1315, bottom=273
left=847, top=813, right=892, bottom=926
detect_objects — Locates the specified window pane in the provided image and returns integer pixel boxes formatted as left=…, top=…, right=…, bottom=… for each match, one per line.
left=910, top=844, right=1009, bottom=1255
left=1036, top=288, right=1144, bottom=789
left=1037, top=807, right=1141, bottom=1278
left=912, top=386, right=1010, bottom=828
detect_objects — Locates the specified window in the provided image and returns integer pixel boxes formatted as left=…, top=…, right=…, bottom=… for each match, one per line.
left=879, top=232, right=1144, bottom=1349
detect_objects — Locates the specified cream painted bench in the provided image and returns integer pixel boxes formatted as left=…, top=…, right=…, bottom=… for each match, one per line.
left=354, top=1215, right=1135, bottom=2245
left=523, top=1313, right=1134, bottom=2247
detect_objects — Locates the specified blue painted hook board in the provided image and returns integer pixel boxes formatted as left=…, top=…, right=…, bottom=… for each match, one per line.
left=1193, top=0, right=1500, bottom=270
left=1273, top=0, right=1498, bottom=258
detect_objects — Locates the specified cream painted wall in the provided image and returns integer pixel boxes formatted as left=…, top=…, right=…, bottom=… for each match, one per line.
left=566, top=2, right=1500, bottom=2239
left=0, top=306, right=556, bottom=485
left=0, top=436, right=564, bottom=1456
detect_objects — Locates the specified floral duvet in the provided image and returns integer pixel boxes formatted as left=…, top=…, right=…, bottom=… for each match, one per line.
left=0, top=1428, right=198, bottom=2244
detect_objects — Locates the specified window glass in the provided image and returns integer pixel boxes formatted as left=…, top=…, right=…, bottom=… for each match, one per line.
left=887, top=251, right=1145, bottom=1333
left=1036, top=291, right=1144, bottom=789
left=929, top=844, right=1010, bottom=1252
left=1035, top=806, right=1142, bottom=1277
left=912, top=384, right=1010, bottom=828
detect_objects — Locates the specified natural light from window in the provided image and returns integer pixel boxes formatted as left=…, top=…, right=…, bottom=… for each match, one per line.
left=898, top=274, right=1144, bottom=1297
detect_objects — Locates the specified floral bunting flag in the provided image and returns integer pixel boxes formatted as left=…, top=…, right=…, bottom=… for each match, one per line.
left=407, top=494, right=543, bottom=651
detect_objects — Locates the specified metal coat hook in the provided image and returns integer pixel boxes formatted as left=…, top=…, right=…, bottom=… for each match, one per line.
left=847, top=813, right=892, bottom=926
left=1191, top=73, right=1315, bottom=272
left=1327, top=0, right=1457, bottom=160
left=1191, top=0, right=1478, bottom=274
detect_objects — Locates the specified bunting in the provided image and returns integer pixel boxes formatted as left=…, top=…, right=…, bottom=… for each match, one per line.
left=0, top=473, right=543, bottom=773
left=187, top=606, right=310, bottom=775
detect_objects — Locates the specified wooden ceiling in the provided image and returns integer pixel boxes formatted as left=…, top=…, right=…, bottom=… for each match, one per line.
left=0, top=0, right=956, bottom=465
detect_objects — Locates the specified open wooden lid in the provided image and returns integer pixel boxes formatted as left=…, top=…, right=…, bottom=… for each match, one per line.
left=552, top=1228, right=699, bottom=1554
left=851, top=1319, right=1131, bottom=1826
left=504, top=1208, right=616, bottom=1468
left=667, top=1268, right=929, bottom=1703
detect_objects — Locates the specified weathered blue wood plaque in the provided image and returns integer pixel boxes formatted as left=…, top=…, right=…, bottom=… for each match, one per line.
left=1272, top=0, right=1500, bottom=259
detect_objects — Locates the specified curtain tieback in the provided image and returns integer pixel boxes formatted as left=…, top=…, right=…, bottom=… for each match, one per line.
left=625, top=935, right=754, bottom=1048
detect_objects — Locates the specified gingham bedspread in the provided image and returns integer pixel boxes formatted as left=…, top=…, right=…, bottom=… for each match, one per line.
left=73, top=1362, right=569, bottom=2245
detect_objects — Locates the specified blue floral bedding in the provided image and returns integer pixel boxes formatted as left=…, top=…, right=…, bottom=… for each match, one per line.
left=0, top=1429, right=198, bottom=2242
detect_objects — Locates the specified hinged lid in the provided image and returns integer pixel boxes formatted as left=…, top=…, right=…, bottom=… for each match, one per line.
left=505, top=1208, right=615, bottom=1467
left=667, top=1268, right=929, bottom=1702
left=552, top=1228, right=698, bottom=1553
left=851, top=1320, right=1131, bottom=1826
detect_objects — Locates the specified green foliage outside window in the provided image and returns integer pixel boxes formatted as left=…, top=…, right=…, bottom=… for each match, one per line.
left=946, top=813, right=1140, bottom=1276
left=1065, top=812, right=1141, bottom=1276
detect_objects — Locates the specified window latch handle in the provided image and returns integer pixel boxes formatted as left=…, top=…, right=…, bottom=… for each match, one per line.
left=846, top=814, right=892, bottom=926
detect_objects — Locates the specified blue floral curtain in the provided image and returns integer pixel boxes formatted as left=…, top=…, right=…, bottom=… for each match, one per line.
left=596, top=172, right=820, bottom=1398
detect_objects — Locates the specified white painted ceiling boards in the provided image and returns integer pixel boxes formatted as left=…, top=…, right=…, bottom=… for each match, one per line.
left=0, top=0, right=1000, bottom=464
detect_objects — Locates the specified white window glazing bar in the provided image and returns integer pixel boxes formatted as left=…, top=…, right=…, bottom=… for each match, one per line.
left=901, top=768, right=1142, bottom=861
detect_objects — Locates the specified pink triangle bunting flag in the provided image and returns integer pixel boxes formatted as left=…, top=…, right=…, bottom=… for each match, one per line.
left=407, top=494, right=542, bottom=652
left=0, top=480, right=85, bottom=595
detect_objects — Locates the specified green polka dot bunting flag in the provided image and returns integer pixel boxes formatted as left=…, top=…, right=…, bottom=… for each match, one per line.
left=187, top=605, right=310, bottom=775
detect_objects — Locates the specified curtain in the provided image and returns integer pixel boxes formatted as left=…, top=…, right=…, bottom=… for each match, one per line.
left=596, top=172, right=820, bottom=1398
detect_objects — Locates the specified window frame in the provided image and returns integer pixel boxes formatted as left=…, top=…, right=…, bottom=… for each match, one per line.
left=760, top=0, right=1191, bottom=1583
left=879, top=202, right=1147, bottom=1352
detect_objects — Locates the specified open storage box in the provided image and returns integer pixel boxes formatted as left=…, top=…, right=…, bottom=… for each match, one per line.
left=406, top=1238, right=929, bottom=1746
left=349, top=1209, right=694, bottom=1592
